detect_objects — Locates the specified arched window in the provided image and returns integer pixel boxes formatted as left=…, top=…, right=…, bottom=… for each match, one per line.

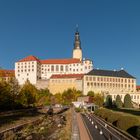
left=60, top=65, right=63, bottom=71
left=56, top=65, right=59, bottom=71
left=51, top=65, right=54, bottom=72
left=65, top=65, right=68, bottom=72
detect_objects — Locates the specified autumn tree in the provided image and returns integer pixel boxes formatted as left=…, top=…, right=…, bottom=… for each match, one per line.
left=19, top=80, right=38, bottom=107
left=0, top=81, right=13, bottom=110
left=87, top=91, right=95, bottom=97
left=62, top=88, right=82, bottom=105
left=36, top=88, right=52, bottom=106
left=94, top=93, right=104, bottom=107
left=54, top=93, right=62, bottom=104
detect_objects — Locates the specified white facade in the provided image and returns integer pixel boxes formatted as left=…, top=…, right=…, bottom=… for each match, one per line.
left=41, top=59, right=93, bottom=80
left=83, top=70, right=136, bottom=95
left=15, top=60, right=41, bottom=85
left=15, top=57, right=93, bottom=85
left=15, top=29, right=93, bottom=85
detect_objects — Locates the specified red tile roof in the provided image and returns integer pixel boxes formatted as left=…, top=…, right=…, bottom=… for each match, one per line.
left=50, top=74, right=84, bottom=79
left=0, top=70, right=15, bottom=77
left=40, top=58, right=81, bottom=64
left=136, top=86, right=140, bottom=89
left=18, top=55, right=40, bottom=63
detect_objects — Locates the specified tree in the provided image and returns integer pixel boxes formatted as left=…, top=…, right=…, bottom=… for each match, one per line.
left=62, top=88, right=82, bottom=105
left=124, top=94, right=133, bottom=108
left=0, top=81, right=13, bottom=110
left=116, top=95, right=123, bottom=108
left=19, top=80, right=38, bottom=107
left=105, top=95, right=112, bottom=108
left=94, top=93, right=104, bottom=107
left=36, top=88, right=52, bottom=106
left=87, top=91, right=95, bottom=97
left=54, top=93, right=62, bottom=104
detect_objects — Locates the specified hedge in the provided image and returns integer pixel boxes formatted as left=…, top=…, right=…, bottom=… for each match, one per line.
left=94, top=108, right=140, bottom=139
left=117, top=115, right=140, bottom=131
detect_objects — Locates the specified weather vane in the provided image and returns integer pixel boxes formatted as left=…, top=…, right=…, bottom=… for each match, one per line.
left=76, top=24, right=79, bottom=32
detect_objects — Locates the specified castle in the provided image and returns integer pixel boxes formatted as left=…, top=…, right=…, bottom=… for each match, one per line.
left=14, top=29, right=140, bottom=105
left=15, top=29, right=93, bottom=85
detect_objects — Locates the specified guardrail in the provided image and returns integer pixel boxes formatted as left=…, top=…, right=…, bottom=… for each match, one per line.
left=85, top=113, right=137, bottom=140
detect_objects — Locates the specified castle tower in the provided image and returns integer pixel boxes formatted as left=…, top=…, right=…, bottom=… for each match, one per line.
left=72, top=26, right=82, bottom=60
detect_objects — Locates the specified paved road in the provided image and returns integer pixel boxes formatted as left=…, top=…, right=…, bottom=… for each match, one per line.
left=81, top=113, right=137, bottom=140
left=82, top=114, right=107, bottom=140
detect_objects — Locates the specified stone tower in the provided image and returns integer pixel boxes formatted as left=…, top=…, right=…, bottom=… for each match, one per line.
left=72, top=26, right=82, bottom=60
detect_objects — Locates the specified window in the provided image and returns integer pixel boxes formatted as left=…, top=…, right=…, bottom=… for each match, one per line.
left=66, top=65, right=68, bottom=72
left=60, top=65, right=63, bottom=71
left=89, top=77, right=92, bottom=81
left=56, top=65, right=59, bottom=71
left=51, top=65, right=54, bottom=72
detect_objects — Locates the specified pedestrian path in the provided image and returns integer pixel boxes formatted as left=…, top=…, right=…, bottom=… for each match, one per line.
left=71, top=108, right=80, bottom=140
left=76, top=113, right=91, bottom=140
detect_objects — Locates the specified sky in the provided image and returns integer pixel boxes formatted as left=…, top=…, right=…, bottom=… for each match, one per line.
left=0, top=0, right=140, bottom=84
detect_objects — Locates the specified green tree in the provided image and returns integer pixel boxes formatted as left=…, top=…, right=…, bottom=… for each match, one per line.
left=116, top=95, right=123, bottom=108
left=61, top=88, right=82, bottom=105
left=87, top=91, right=95, bottom=97
left=8, top=78, right=21, bottom=107
left=124, top=94, right=133, bottom=108
left=94, top=93, right=104, bottom=107
left=37, top=88, right=52, bottom=106
left=105, top=95, right=112, bottom=108
left=54, top=93, right=62, bottom=104
left=19, top=80, right=38, bottom=107
left=0, top=81, right=13, bottom=110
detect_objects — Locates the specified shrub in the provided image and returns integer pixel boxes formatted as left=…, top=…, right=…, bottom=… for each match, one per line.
left=124, top=94, right=133, bottom=108
left=107, top=112, right=123, bottom=126
left=117, top=115, right=140, bottom=131
left=105, top=95, right=112, bottom=108
left=75, top=107, right=81, bottom=112
left=94, top=108, right=112, bottom=121
left=116, top=95, right=123, bottom=108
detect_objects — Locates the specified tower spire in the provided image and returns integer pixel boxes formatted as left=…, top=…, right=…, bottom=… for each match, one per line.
left=74, top=25, right=81, bottom=49
left=72, top=25, right=82, bottom=60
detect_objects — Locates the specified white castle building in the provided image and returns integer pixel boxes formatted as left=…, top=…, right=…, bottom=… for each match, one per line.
left=15, top=29, right=93, bottom=85
left=14, top=29, right=140, bottom=105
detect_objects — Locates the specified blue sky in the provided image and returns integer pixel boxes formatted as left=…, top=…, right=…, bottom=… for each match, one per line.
left=0, top=0, right=140, bottom=84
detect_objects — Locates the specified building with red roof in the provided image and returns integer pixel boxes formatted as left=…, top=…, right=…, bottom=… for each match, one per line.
left=0, top=69, right=15, bottom=82
left=48, top=74, right=84, bottom=94
left=15, top=29, right=93, bottom=85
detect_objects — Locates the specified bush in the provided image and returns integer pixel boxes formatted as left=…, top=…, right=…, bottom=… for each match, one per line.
left=107, top=112, right=123, bottom=126
left=124, top=94, right=133, bottom=108
left=105, top=95, right=112, bottom=108
left=117, top=115, right=140, bottom=131
left=94, top=108, right=140, bottom=139
left=75, top=107, right=81, bottom=112
left=94, top=108, right=112, bottom=121
left=116, top=95, right=123, bottom=108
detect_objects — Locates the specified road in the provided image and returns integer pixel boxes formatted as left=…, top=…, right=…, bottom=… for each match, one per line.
left=81, top=113, right=137, bottom=140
